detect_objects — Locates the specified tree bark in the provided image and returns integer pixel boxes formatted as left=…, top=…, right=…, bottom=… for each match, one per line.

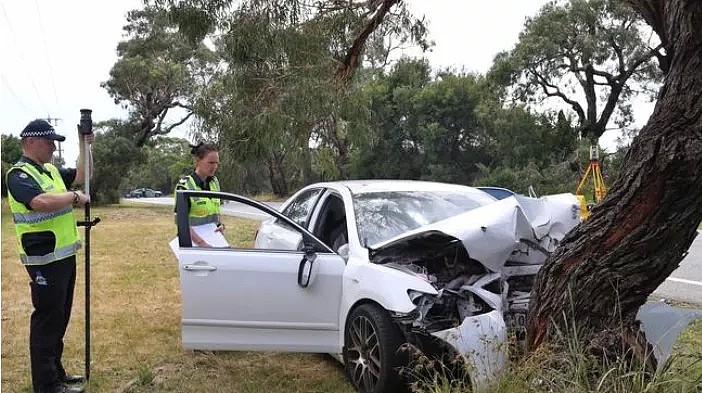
left=527, top=0, right=702, bottom=366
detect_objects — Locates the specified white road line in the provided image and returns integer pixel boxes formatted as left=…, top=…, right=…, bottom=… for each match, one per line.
left=666, top=277, right=702, bottom=287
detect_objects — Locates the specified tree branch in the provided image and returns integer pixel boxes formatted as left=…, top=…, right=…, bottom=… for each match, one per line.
left=626, top=0, right=670, bottom=71
left=165, top=111, right=195, bottom=133
left=334, top=0, right=400, bottom=85
left=530, top=68, right=586, bottom=123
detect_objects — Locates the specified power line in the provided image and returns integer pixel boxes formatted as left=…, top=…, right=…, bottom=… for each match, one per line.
left=34, top=0, right=60, bottom=108
left=1, top=74, right=30, bottom=112
left=0, top=1, right=48, bottom=113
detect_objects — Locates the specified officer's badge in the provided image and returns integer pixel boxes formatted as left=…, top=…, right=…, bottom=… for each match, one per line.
left=19, top=173, right=28, bottom=179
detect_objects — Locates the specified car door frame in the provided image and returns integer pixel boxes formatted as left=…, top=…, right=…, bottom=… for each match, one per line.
left=174, top=190, right=346, bottom=353
left=255, top=187, right=325, bottom=250
left=176, top=190, right=332, bottom=250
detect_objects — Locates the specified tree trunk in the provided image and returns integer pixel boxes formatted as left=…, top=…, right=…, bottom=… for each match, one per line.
left=301, top=147, right=313, bottom=186
left=266, top=153, right=289, bottom=197
left=328, top=116, right=350, bottom=180
left=527, top=0, right=702, bottom=367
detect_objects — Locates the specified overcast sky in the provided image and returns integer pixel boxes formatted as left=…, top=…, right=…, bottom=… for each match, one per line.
left=0, top=0, right=650, bottom=164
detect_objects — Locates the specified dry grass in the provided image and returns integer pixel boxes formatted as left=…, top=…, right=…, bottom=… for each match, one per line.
left=1, top=201, right=353, bottom=393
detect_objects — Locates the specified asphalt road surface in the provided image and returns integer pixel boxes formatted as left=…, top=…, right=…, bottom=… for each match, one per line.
left=126, top=196, right=702, bottom=305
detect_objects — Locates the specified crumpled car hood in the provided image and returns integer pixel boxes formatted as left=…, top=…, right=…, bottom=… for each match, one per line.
left=369, top=193, right=580, bottom=272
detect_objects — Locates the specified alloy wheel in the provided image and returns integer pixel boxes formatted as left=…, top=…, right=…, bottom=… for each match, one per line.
left=346, top=315, right=382, bottom=392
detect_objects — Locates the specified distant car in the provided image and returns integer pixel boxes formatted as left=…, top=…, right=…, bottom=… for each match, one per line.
left=171, top=180, right=581, bottom=392
left=127, top=188, right=163, bottom=198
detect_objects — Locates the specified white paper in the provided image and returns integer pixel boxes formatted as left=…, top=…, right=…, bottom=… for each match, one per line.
left=192, top=223, right=230, bottom=248
left=169, top=237, right=179, bottom=255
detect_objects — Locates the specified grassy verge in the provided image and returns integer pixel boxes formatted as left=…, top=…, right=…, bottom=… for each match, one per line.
left=1, top=201, right=352, bottom=393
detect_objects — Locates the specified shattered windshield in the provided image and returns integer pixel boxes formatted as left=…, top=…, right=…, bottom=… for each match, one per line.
left=353, top=191, right=493, bottom=247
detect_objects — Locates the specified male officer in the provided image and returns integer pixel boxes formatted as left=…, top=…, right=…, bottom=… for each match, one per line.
left=6, top=119, right=93, bottom=393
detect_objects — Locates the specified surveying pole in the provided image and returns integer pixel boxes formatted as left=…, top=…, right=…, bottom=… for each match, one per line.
left=76, top=109, right=100, bottom=382
left=575, top=145, right=607, bottom=218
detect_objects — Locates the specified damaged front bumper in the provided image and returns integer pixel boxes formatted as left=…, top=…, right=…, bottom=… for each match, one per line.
left=393, top=276, right=509, bottom=390
left=431, top=310, right=507, bottom=390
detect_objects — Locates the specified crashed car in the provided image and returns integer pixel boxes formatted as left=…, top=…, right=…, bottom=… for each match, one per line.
left=171, top=180, right=580, bottom=392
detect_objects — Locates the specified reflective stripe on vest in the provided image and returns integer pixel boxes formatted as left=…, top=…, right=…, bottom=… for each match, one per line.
left=13, top=205, right=73, bottom=224
left=20, top=242, right=82, bottom=264
left=189, top=215, right=219, bottom=226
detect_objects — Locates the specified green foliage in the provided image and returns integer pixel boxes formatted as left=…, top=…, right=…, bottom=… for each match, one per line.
left=102, top=6, right=213, bottom=146
left=1, top=134, right=22, bottom=197
left=124, top=136, right=192, bottom=195
left=1, top=134, right=22, bottom=164
left=91, top=120, right=144, bottom=204
left=91, top=119, right=193, bottom=205
left=475, top=162, right=578, bottom=196
left=491, top=0, right=663, bottom=140
left=347, top=59, right=578, bottom=190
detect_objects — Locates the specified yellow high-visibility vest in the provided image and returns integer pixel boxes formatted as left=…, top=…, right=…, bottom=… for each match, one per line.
left=175, top=174, right=221, bottom=226
left=7, top=162, right=80, bottom=265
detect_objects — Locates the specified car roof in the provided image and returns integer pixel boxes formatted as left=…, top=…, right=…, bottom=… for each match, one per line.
left=312, top=180, right=494, bottom=198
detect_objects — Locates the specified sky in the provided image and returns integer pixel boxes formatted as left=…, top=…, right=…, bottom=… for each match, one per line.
left=0, top=0, right=653, bottom=164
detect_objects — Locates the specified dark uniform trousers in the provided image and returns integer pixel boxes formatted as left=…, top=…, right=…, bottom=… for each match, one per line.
left=25, top=255, right=77, bottom=391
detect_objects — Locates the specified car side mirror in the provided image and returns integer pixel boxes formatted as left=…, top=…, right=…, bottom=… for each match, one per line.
left=297, top=249, right=318, bottom=288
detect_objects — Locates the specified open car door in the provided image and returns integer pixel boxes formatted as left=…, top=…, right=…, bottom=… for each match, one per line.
left=171, top=190, right=346, bottom=353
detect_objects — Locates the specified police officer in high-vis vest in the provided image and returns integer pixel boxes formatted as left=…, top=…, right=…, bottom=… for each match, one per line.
left=174, top=141, right=224, bottom=247
left=7, top=119, right=93, bottom=393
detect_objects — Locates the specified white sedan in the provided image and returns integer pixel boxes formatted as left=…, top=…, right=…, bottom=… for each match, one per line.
left=170, top=180, right=580, bottom=392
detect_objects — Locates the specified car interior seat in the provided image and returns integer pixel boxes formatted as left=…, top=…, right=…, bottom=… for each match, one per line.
left=316, top=195, right=347, bottom=251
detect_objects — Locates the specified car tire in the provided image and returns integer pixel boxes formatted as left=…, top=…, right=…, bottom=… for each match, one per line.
left=343, top=303, right=407, bottom=393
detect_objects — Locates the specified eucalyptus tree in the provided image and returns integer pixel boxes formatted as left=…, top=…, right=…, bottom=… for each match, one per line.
left=492, top=0, right=663, bottom=141
left=102, top=7, right=215, bottom=147
left=150, top=0, right=429, bottom=193
left=527, top=0, right=702, bottom=372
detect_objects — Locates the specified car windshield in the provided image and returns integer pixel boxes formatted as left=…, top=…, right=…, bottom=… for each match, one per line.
left=353, top=190, right=492, bottom=247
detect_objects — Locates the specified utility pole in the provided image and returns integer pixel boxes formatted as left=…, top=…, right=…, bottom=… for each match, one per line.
left=45, top=115, right=64, bottom=165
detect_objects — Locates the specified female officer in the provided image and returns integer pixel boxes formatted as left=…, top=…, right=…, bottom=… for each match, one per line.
left=175, top=141, right=225, bottom=247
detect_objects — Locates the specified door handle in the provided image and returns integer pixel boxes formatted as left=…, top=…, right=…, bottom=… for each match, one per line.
left=183, top=264, right=217, bottom=272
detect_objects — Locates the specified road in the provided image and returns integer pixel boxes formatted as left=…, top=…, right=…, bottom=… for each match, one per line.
left=126, top=197, right=702, bottom=305
left=650, top=233, right=702, bottom=305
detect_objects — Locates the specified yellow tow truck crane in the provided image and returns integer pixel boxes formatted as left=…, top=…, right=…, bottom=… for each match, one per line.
left=575, top=145, right=607, bottom=219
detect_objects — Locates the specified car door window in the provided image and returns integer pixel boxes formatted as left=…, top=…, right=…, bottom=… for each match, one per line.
left=311, top=193, right=348, bottom=252
left=174, top=189, right=331, bottom=253
left=280, top=188, right=323, bottom=228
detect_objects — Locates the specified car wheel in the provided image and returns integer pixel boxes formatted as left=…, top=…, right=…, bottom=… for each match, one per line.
left=344, top=303, right=407, bottom=393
